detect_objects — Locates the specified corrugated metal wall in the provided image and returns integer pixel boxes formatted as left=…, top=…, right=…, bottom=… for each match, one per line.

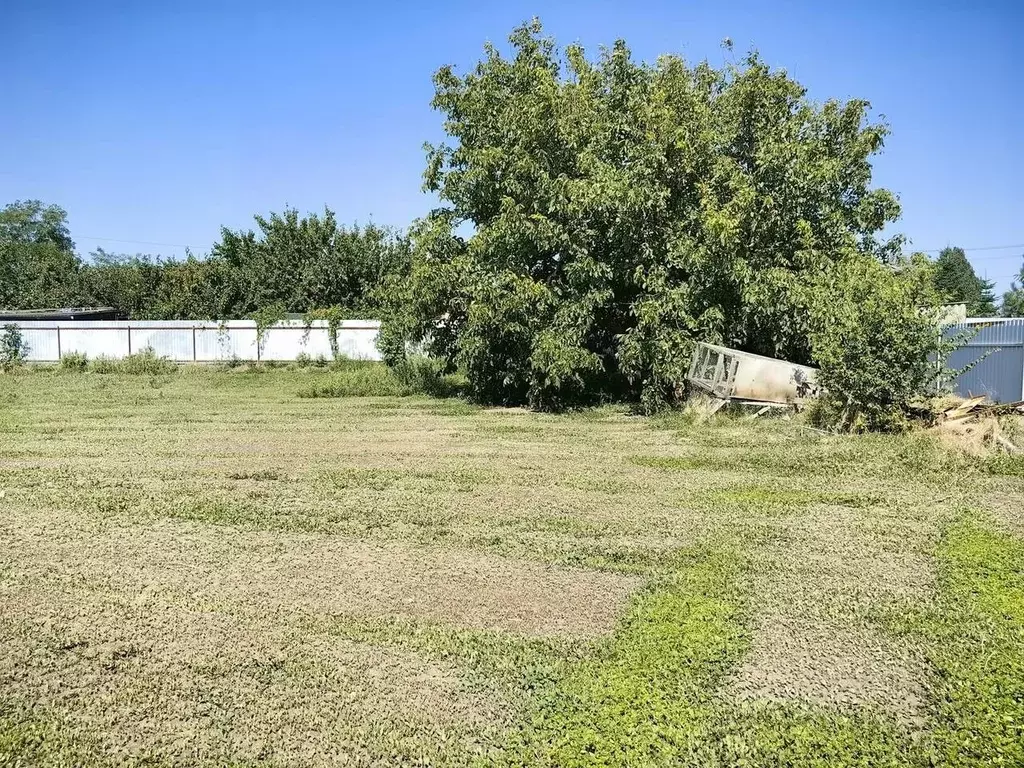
left=9, top=320, right=382, bottom=363
left=945, top=319, right=1024, bottom=403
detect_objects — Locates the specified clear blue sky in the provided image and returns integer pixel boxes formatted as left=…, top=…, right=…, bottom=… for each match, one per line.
left=3, top=0, right=1022, bottom=291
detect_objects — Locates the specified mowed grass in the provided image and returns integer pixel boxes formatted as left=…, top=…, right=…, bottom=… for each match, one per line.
left=0, top=366, right=1022, bottom=767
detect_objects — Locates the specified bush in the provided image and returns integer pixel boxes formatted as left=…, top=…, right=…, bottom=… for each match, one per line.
left=92, top=348, right=177, bottom=375
left=0, top=324, right=28, bottom=372
left=393, top=356, right=465, bottom=399
left=60, top=352, right=88, bottom=371
left=807, top=256, right=945, bottom=432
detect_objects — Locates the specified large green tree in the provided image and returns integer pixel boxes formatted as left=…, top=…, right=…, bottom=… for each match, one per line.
left=0, top=200, right=82, bottom=308
left=932, top=246, right=997, bottom=316
left=76, top=249, right=228, bottom=320
left=382, top=21, right=905, bottom=410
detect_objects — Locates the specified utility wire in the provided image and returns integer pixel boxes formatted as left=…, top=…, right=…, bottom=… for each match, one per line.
left=916, top=243, right=1024, bottom=255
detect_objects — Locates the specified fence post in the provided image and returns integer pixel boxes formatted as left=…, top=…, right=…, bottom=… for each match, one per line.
left=127, top=325, right=132, bottom=356
left=192, top=326, right=197, bottom=362
left=56, top=326, right=61, bottom=361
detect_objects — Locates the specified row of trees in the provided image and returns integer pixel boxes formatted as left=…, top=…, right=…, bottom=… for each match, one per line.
left=0, top=200, right=410, bottom=320
left=5, top=199, right=1017, bottom=324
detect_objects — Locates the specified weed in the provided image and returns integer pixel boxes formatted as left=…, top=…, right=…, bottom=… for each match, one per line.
left=92, top=348, right=177, bottom=375
left=297, top=364, right=412, bottom=398
left=59, top=352, right=88, bottom=371
left=0, top=324, right=28, bottom=371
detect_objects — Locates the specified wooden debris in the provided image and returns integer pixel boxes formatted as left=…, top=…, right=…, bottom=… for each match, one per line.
left=940, top=397, right=1024, bottom=424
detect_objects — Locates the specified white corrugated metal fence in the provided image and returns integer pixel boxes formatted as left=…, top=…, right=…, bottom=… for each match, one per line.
left=9, top=320, right=382, bottom=363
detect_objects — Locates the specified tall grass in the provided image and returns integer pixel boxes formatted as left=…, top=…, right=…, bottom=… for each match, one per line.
left=91, top=348, right=178, bottom=375
left=297, top=357, right=464, bottom=399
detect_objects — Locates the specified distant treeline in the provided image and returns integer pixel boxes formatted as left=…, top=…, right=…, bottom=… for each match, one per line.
left=0, top=200, right=410, bottom=320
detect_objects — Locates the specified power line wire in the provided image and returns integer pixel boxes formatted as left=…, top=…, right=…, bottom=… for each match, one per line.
left=916, top=243, right=1024, bottom=255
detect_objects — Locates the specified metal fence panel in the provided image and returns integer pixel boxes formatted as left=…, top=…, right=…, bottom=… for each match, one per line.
left=194, top=326, right=260, bottom=361
left=59, top=327, right=130, bottom=359
left=336, top=322, right=382, bottom=361
left=130, top=327, right=198, bottom=361
left=946, top=320, right=1024, bottom=403
left=259, top=324, right=332, bottom=360
left=18, top=328, right=60, bottom=362
left=7, top=320, right=382, bottom=363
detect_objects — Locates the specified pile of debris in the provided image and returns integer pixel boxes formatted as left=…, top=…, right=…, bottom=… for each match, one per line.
left=933, top=395, right=1024, bottom=454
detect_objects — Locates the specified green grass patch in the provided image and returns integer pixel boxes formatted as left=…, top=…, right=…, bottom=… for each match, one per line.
left=0, top=702, right=101, bottom=767
left=983, top=454, right=1024, bottom=477
left=629, top=454, right=709, bottom=471
left=924, top=518, right=1024, bottom=767
left=296, top=363, right=414, bottom=398
left=711, top=702, right=918, bottom=767
left=709, top=486, right=883, bottom=509
left=506, top=539, right=748, bottom=766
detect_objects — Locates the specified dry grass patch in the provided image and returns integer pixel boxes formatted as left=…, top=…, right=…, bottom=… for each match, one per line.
left=1, top=509, right=639, bottom=638
left=0, top=585, right=498, bottom=767
left=731, top=616, right=925, bottom=721
left=729, top=503, right=935, bottom=721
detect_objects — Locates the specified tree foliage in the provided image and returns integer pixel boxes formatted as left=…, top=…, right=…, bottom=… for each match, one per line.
left=1, top=203, right=408, bottom=321
left=932, top=246, right=997, bottom=316
left=1001, top=256, right=1024, bottom=317
left=806, top=256, right=945, bottom=431
left=212, top=207, right=410, bottom=317
left=0, top=323, right=29, bottom=371
left=381, top=21, right=905, bottom=410
left=0, top=200, right=80, bottom=309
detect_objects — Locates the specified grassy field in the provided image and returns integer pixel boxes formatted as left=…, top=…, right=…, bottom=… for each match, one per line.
left=1, top=365, right=1022, bottom=767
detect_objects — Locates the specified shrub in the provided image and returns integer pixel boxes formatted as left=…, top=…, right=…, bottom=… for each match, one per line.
left=295, top=353, right=338, bottom=370
left=60, top=352, right=88, bottom=371
left=0, top=324, right=28, bottom=371
left=92, top=348, right=177, bottom=375
left=807, top=256, right=946, bottom=432
left=393, top=356, right=465, bottom=398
